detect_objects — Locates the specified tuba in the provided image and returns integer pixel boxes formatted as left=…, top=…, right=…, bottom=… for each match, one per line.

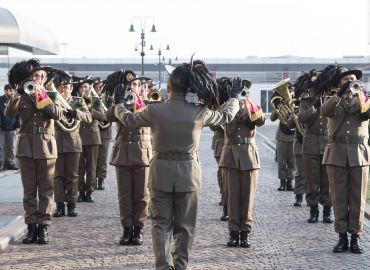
left=44, top=79, right=81, bottom=132
left=86, top=85, right=111, bottom=130
left=271, top=78, right=304, bottom=134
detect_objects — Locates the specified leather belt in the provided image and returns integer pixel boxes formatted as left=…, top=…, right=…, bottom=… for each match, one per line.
left=224, top=137, right=255, bottom=145
left=305, top=129, right=327, bottom=136
left=121, top=134, right=151, bottom=142
left=153, top=152, right=196, bottom=161
left=20, top=126, right=54, bottom=136
left=328, top=135, right=366, bottom=144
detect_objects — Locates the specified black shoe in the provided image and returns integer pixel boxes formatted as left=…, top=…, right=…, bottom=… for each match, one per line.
left=227, top=230, right=239, bottom=247
left=37, top=225, right=49, bottom=244
left=286, top=179, right=294, bottom=191
left=85, top=192, right=94, bottom=203
left=5, top=164, right=18, bottom=170
left=293, top=194, right=303, bottom=207
left=240, top=231, right=251, bottom=248
left=22, top=223, right=37, bottom=244
left=53, top=202, right=65, bottom=217
left=0, top=163, right=3, bottom=171
left=168, top=267, right=175, bottom=270
left=308, top=205, right=319, bottom=223
left=323, top=206, right=334, bottom=223
left=277, top=179, right=286, bottom=191
left=220, top=206, right=229, bottom=221
left=67, top=202, right=78, bottom=217
left=97, top=178, right=105, bottom=190
left=119, top=227, right=133, bottom=245
left=132, top=226, right=143, bottom=245
left=218, top=201, right=222, bottom=206
left=333, top=233, right=348, bottom=253
left=350, top=234, right=363, bottom=254
left=77, top=191, right=86, bottom=202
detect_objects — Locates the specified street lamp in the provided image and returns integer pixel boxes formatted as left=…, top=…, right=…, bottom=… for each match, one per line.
left=129, top=16, right=157, bottom=76
left=150, top=43, right=170, bottom=89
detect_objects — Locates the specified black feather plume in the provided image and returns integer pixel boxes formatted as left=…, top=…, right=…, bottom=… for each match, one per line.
left=312, top=65, right=341, bottom=95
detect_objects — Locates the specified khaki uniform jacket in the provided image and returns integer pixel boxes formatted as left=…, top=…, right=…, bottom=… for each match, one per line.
left=321, top=94, right=370, bottom=167
left=299, top=97, right=327, bottom=155
left=100, top=125, right=112, bottom=140
left=106, top=106, right=152, bottom=167
left=209, top=125, right=224, bottom=158
left=270, top=111, right=294, bottom=142
left=114, top=94, right=239, bottom=192
left=219, top=106, right=265, bottom=170
left=5, top=94, right=64, bottom=159
left=79, top=104, right=106, bottom=146
left=55, top=97, right=92, bottom=153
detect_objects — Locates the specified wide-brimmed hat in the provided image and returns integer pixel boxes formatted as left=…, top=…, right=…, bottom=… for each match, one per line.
left=242, top=79, right=252, bottom=89
left=334, top=67, right=362, bottom=85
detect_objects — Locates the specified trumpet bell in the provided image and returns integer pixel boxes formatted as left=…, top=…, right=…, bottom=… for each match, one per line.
left=23, top=80, right=36, bottom=95
left=349, top=80, right=363, bottom=95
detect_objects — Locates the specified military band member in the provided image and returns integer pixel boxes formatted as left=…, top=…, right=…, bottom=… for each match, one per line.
left=270, top=88, right=295, bottom=191
left=52, top=70, right=92, bottom=217
left=220, top=80, right=264, bottom=248
left=95, top=77, right=113, bottom=190
left=299, top=69, right=333, bottom=223
left=5, top=59, right=64, bottom=244
left=321, top=67, right=370, bottom=253
left=113, top=59, right=241, bottom=270
left=76, top=77, right=106, bottom=203
left=106, top=70, right=151, bottom=246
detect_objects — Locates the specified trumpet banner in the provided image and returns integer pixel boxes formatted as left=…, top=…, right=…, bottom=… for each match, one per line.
left=359, top=91, right=370, bottom=113
left=245, top=98, right=263, bottom=121
left=35, top=88, right=53, bottom=109
left=134, top=93, right=146, bottom=112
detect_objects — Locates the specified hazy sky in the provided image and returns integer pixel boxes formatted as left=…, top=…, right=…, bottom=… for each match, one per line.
left=1, top=0, right=369, bottom=59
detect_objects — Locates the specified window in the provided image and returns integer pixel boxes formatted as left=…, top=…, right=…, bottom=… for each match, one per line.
left=260, top=90, right=274, bottom=113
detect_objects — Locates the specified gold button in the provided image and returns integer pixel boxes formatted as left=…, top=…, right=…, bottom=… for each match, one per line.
left=34, top=114, right=37, bottom=116
left=129, top=132, right=132, bottom=134
left=34, top=122, right=36, bottom=124
left=347, top=131, right=350, bottom=134
left=320, top=116, right=322, bottom=118
left=238, top=128, right=241, bottom=131
left=129, top=141, right=132, bottom=144
left=238, top=135, right=240, bottom=137
left=347, top=121, right=350, bottom=124
left=320, top=122, right=322, bottom=125
left=237, top=144, right=240, bottom=146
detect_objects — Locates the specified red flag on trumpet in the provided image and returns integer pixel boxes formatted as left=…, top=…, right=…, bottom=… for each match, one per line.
left=358, top=91, right=370, bottom=113
left=134, top=93, right=146, bottom=112
left=244, top=98, right=263, bottom=121
left=35, top=88, right=53, bottom=109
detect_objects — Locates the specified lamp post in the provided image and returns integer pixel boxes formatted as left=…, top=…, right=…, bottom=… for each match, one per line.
left=129, top=17, right=157, bottom=76
left=150, top=43, right=170, bottom=89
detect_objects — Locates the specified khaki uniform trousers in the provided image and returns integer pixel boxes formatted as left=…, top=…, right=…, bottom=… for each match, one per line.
left=276, top=141, right=294, bottom=180
left=304, top=154, right=331, bottom=207
left=225, top=167, right=258, bottom=231
left=116, top=166, right=149, bottom=227
left=97, top=138, right=110, bottom=179
left=78, top=145, right=99, bottom=193
left=217, top=157, right=227, bottom=207
left=150, top=190, right=198, bottom=270
left=327, top=165, right=368, bottom=234
left=294, top=154, right=306, bottom=195
left=54, top=152, right=80, bottom=203
left=18, top=157, right=55, bottom=225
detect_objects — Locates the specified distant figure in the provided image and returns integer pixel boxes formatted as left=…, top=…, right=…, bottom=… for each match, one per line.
left=0, top=84, right=19, bottom=170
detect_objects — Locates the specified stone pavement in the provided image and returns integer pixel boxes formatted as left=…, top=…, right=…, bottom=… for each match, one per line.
left=1, top=123, right=370, bottom=269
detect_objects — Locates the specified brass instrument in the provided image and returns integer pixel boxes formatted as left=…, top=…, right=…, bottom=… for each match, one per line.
left=348, top=80, right=370, bottom=113
left=87, top=85, right=111, bottom=130
left=23, top=80, right=36, bottom=95
left=271, top=78, right=304, bottom=134
left=148, top=88, right=162, bottom=102
left=44, top=80, right=80, bottom=132
left=350, top=80, right=363, bottom=95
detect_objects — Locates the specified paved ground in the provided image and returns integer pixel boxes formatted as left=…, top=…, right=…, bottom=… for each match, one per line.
left=1, top=122, right=370, bottom=269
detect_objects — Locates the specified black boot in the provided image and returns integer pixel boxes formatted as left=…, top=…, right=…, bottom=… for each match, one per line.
left=323, top=206, right=334, bottom=223
left=85, top=192, right=94, bottom=203
left=77, top=191, right=86, bottom=202
left=22, top=223, right=37, bottom=244
left=350, top=234, right=363, bottom=254
left=67, top=202, right=78, bottom=217
left=53, top=202, right=65, bottom=217
left=307, top=205, right=319, bottom=223
left=37, top=225, right=49, bottom=244
left=227, top=230, right=239, bottom=247
left=277, top=179, right=286, bottom=191
left=220, top=206, right=229, bottom=221
left=239, top=231, right=251, bottom=248
left=120, top=226, right=133, bottom=245
left=97, top=178, right=105, bottom=190
left=333, top=233, right=348, bottom=253
left=286, top=179, right=294, bottom=191
left=293, top=194, right=303, bottom=207
left=132, top=226, right=144, bottom=245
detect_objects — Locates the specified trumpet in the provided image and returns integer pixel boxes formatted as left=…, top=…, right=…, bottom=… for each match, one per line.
left=86, top=85, right=111, bottom=130
left=23, top=80, right=37, bottom=95
left=349, top=80, right=363, bottom=95
left=148, top=88, right=162, bottom=102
